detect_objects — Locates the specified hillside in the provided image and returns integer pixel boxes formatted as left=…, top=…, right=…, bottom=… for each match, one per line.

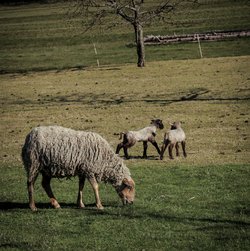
left=0, top=0, right=250, bottom=72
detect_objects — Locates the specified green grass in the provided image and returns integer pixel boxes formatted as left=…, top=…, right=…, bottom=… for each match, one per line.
left=0, top=1, right=249, bottom=249
left=1, top=164, right=249, bottom=250
left=0, top=0, right=250, bottom=72
left=0, top=55, right=249, bottom=250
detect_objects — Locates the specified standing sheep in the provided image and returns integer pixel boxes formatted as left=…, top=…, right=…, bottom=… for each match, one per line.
left=116, top=119, right=164, bottom=159
left=160, top=121, right=187, bottom=160
left=22, top=126, right=135, bottom=211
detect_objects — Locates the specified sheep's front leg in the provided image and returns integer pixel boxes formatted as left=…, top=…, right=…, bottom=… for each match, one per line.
left=160, top=143, right=167, bottom=160
left=88, top=177, right=104, bottom=210
left=149, top=138, right=161, bottom=155
left=143, top=141, right=148, bottom=158
left=42, top=173, right=60, bottom=209
left=77, top=176, right=86, bottom=208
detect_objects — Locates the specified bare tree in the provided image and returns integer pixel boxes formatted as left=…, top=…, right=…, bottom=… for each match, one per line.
left=70, top=0, right=198, bottom=67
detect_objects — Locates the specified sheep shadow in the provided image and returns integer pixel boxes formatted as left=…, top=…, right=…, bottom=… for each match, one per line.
left=120, top=155, right=160, bottom=161
left=0, top=201, right=117, bottom=211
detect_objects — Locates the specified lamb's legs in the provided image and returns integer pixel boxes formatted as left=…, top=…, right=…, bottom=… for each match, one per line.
left=123, top=145, right=130, bottom=159
left=160, top=143, right=168, bottom=160
left=151, top=141, right=161, bottom=155
left=88, top=177, right=104, bottom=209
left=116, top=143, right=123, bottom=155
left=143, top=141, right=148, bottom=158
left=181, top=141, right=187, bottom=157
left=42, top=173, right=60, bottom=209
left=116, top=142, right=130, bottom=159
left=168, top=143, right=174, bottom=159
left=77, top=176, right=86, bottom=208
left=175, top=143, right=180, bottom=157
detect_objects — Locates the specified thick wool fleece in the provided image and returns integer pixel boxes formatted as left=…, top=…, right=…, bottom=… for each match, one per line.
left=22, top=126, right=131, bottom=187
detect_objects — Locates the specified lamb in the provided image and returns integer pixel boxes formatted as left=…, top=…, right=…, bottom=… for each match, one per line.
left=22, top=125, right=135, bottom=211
left=116, top=119, right=164, bottom=159
left=160, top=121, right=187, bottom=160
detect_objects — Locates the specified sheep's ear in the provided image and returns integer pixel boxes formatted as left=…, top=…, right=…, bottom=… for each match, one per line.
left=123, top=178, right=134, bottom=189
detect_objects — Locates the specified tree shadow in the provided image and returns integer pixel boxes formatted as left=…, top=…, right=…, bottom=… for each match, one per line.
left=93, top=207, right=250, bottom=228
left=8, top=87, right=250, bottom=107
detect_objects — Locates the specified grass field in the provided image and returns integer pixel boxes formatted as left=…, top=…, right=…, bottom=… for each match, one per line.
left=0, top=0, right=250, bottom=72
left=1, top=56, right=250, bottom=250
left=0, top=1, right=250, bottom=250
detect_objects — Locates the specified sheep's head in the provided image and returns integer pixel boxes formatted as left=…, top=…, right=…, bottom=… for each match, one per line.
left=151, top=119, right=164, bottom=129
left=116, top=178, right=135, bottom=205
left=170, top=121, right=181, bottom=129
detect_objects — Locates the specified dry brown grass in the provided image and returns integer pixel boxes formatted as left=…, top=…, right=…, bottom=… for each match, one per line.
left=0, top=56, right=249, bottom=167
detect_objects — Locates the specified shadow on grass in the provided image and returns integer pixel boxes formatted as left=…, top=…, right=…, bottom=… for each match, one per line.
left=119, top=155, right=159, bottom=160
left=0, top=201, right=106, bottom=211
left=95, top=208, right=250, bottom=228
left=8, top=87, right=250, bottom=107
left=1, top=201, right=249, bottom=229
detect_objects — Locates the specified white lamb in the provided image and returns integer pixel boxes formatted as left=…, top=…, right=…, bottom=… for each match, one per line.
left=116, top=119, right=164, bottom=159
left=160, top=121, right=187, bottom=160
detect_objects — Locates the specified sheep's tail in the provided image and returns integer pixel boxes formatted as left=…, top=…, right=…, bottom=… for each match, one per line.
left=119, top=132, right=125, bottom=140
left=113, top=132, right=125, bottom=140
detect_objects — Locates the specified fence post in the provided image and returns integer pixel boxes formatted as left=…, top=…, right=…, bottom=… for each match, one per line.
left=197, top=34, right=203, bottom=58
left=93, top=43, right=100, bottom=67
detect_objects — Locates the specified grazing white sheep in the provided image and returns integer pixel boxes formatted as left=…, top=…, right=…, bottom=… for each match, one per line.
left=116, top=119, right=164, bottom=159
left=160, top=121, right=187, bottom=160
left=22, top=126, right=135, bottom=211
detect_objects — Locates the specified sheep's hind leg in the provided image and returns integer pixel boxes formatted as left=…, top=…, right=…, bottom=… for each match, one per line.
left=42, top=173, right=60, bottom=209
left=143, top=141, right=148, bottom=158
left=27, top=177, right=38, bottom=211
left=168, top=144, right=174, bottom=159
left=88, top=177, right=104, bottom=210
left=116, top=143, right=123, bottom=155
left=181, top=141, right=187, bottom=158
left=175, top=143, right=180, bottom=157
left=77, top=175, right=86, bottom=208
left=123, top=145, right=130, bottom=159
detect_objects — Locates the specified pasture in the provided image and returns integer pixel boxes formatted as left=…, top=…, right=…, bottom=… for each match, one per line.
left=1, top=56, right=250, bottom=250
left=0, top=0, right=250, bottom=250
left=0, top=0, right=250, bottom=73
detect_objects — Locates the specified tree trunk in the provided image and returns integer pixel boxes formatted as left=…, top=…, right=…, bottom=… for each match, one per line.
left=134, top=22, right=145, bottom=67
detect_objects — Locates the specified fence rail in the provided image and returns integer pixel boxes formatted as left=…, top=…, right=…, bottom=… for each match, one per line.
left=144, top=30, right=250, bottom=45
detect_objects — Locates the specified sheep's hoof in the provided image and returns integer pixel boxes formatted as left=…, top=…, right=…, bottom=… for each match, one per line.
left=30, top=206, right=38, bottom=212
left=96, top=204, right=104, bottom=210
left=50, top=198, right=61, bottom=209
left=77, top=203, right=85, bottom=209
